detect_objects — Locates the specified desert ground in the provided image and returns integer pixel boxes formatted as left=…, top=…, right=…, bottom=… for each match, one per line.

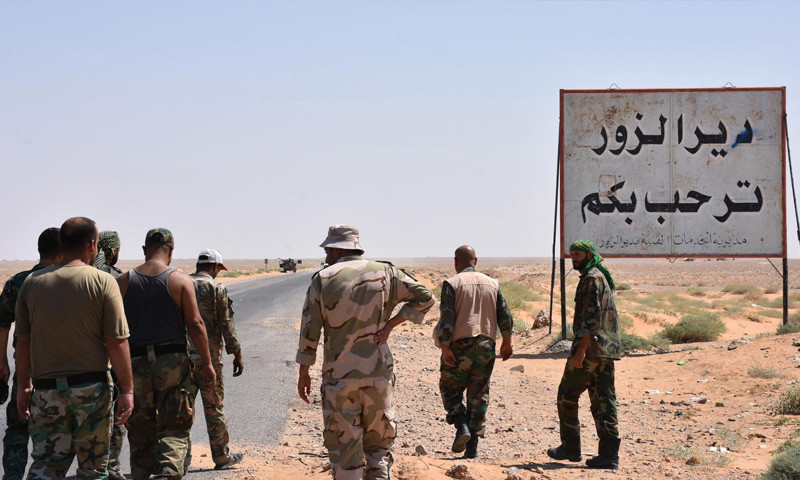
left=2, top=257, right=799, bottom=479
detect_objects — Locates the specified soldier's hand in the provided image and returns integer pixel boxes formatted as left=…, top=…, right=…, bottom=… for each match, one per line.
left=441, top=346, right=456, bottom=367
left=17, top=384, right=32, bottom=421
left=233, top=352, right=244, bottom=377
left=500, top=340, right=513, bottom=361
left=571, top=349, right=586, bottom=369
left=201, top=364, right=217, bottom=392
left=297, top=371, right=311, bottom=403
left=0, top=359, right=9, bottom=382
left=115, top=392, right=133, bottom=426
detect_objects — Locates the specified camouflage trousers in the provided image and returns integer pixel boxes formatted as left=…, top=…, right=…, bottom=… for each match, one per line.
left=556, top=357, right=619, bottom=453
left=439, top=336, right=496, bottom=438
left=184, top=358, right=229, bottom=467
left=27, top=379, right=113, bottom=480
left=108, top=372, right=126, bottom=476
left=321, top=376, right=396, bottom=480
left=126, top=352, right=194, bottom=480
left=3, top=371, right=30, bottom=480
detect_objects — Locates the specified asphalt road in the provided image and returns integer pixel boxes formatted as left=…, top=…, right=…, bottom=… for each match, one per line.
left=0, top=269, right=314, bottom=479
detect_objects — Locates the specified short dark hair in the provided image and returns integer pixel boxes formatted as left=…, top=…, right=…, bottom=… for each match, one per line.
left=37, top=227, right=61, bottom=258
left=60, top=217, right=97, bottom=252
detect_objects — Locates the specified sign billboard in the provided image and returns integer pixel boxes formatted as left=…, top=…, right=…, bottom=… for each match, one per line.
left=560, top=87, right=786, bottom=258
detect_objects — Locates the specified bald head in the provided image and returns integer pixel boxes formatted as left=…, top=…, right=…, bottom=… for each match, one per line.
left=454, top=245, right=477, bottom=272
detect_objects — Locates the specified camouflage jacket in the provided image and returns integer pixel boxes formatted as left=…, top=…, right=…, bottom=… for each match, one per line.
left=571, top=266, right=621, bottom=360
left=97, top=263, right=123, bottom=279
left=297, top=256, right=435, bottom=382
left=188, top=273, right=241, bottom=365
left=0, top=264, right=50, bottom=332
left=435, top=267, right=514, bottom=347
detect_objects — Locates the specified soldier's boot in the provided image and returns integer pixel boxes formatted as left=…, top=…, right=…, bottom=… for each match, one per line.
left=586, top=437, right=620, bottom=470
left=215, top=452, right=244, bottom=470
left=463, top=431, right=478, bottom=459
left=451, top=414, right=471, bottom=453
left=546, top=445, right=582, bottom=462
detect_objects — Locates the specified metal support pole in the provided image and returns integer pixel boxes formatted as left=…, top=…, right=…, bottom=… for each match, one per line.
left=784, top=257, right=789, bottom=326
left=560, top=258, right=567, bottom=340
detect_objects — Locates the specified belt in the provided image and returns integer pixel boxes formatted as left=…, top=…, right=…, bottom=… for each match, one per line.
left=130, top=343, right=187, bottom=358
left=33, top=371, right=109, bottom=390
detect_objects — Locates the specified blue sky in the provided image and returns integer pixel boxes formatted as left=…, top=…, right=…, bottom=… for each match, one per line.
left=2, top=1, right=798, bottom=260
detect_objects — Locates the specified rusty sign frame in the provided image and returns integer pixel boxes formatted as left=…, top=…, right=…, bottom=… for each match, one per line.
left=559, top=87, right=787, bottom=259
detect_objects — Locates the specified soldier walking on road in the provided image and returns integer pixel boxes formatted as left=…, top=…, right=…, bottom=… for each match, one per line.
left=118, top=228, right=216, bottom=480
left=0, top=227, right=61, bottom=480
left=433, top=246, right=514, bottom=459
left=184, top=249, right=244, bottom=472
left=547, top=240, right=622, bottom=470
left=92, top=229, right=126, bottom=480
left=296, top=225, right=435, bottom=480
left=14, top=217, right=134, bottom=480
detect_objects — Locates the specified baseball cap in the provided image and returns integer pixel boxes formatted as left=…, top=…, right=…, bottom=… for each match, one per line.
left=197, top=248, right=228, bottom=270
left=145, top=228, right=175, bottom=245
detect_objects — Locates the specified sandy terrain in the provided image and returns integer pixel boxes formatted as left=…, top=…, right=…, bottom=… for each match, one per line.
left=2, top=258, right=798, bottom=479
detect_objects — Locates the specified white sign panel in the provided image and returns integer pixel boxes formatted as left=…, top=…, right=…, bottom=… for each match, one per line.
left=561, top=88, right=785, bottom=257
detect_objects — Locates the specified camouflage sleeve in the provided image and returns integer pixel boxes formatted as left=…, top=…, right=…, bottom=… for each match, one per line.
left=391, top=267, right=435, bottom=325
left=217, top=284, right=241, bottom=355
left=574, top=275, right=602, bottom=339
left=496, top=288, right=514, bottom=339
left=0, top=277, right=15, bottom=330
left=434, top=281, right=456, bottom=347
left=296, top=275, right=323, bottom=366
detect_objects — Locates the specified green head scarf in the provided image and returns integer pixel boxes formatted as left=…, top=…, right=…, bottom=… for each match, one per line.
left=569, top=240, right=615, bottom=291
left=94, top=231, right=121, bottom=268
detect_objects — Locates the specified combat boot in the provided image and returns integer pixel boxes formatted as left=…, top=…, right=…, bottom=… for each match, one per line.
left=464, top=431, right=479, bottom=459
left=451, top=414, right=471, bottom=453
left=546, top=445, right=582, bottom=462
left=586, top=437, right=620, bottom=470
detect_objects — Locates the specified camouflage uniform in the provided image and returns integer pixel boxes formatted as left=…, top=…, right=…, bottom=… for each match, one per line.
left=0, top=264, right=49, bottom=480
left=92, top=234, right=125, bottom=479
left=26, top=378, right=114, bottom=480
left=127, top=351, right=194, bottom=480
left=434, top=268, right=514, bottom=438
left=557, top=266, right=621, bottom=454
left=185, top=273, right=241, bottom=468
left=297, top=256, right=434, bottom=480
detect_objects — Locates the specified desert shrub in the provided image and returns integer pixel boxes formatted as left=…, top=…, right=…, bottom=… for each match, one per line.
left=500, top=282, right=542, bottom=311
left=512, top=319, right=529, bottom=334
left=648, top=333, right=673, bottom=349
left=687, top=287, right=706, bottom=297
left=546, top=330, right=574, bottom=349
left=667, top=295, right=709, bottom=314
left=774, top=386, right=800, bottom=415
left=661, top=312, right=726, bottom=343
left=711, top=299, right=743, bottom=314
left=616, top=283, right=631, bottom=291
left=764, top=286, right=779, bottom=295
left=748, top=364, right=782, bottom=379
left=762, top=444, right=800, bottom=480
left=746, top=313, right=765, bottom=323
left=218, top=270, right=244, bottom=278
left=665, top=445, right=730, bottom=468
left=621, top=332, right=652, bottom=351
left=761, top=297, right=800, bottom=309
left=777, top=321, right=800, bottom=335
left=761, top=309, right=785, bottom=319
left=724, top=283, right=762, bottom=296
left=618, top=313, right=634, bottom=332
left=716, top=427, right=750, bottom=452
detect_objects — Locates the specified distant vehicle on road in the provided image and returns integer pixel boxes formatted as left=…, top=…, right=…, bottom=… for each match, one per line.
left=279, top=258, right=302, bottom=273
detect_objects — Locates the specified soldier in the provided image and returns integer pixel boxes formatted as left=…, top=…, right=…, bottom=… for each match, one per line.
left=91, top=230, right=126, bottom=480
left=547, top=240, right=621, bottom=470
left=297, top=225, right=435, bottom=480
left=118, top=228, right=216, bottom=480
left=14, top=217, right=134, bottom=480
left=94, top=230, right=123, bottom=278
left=184, top=249, right=244, bottom=471
left=433, top=245, right=514, bottom=459
left=0, top=227, right=61, bottom=480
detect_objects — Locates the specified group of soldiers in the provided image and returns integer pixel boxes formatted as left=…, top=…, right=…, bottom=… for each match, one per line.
left=0, top=220, right=621, bottom=480
left=0, top=218, right=244, bottom=480
left=296, top=225, right=622, bottom=480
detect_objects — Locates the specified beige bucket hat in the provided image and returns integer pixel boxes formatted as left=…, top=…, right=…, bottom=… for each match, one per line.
left=319, top=224, right=364, bottom=254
